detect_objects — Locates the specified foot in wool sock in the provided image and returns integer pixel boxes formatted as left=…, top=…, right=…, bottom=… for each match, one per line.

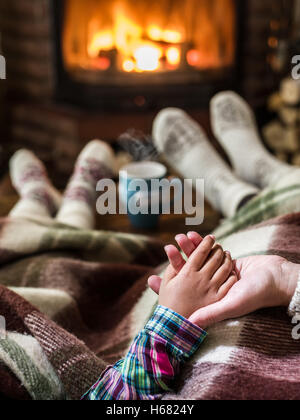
left=56, top=140, right=116, bottom=229
left=152, top=108, right=259, bottom=218
left=210, top=91, right=294, bottom=188
left=9, top=149, right=62, bottom=217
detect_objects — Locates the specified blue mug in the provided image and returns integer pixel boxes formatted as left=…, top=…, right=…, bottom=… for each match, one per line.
left=119, top=162, right=168, bottom=229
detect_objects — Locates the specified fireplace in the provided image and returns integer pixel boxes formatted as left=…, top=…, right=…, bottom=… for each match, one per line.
left=54, top=0, right=240, bottom=109
left=63, top=0, right=236, bottom=80
left=0, top=0, right=296, bottom=186
left=1, top=0, right=294, bottom=108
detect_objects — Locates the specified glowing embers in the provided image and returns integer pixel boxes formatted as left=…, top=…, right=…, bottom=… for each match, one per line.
left=63, top=0, right=236, bottom=75
left=87, top=22, right=182, bottom=73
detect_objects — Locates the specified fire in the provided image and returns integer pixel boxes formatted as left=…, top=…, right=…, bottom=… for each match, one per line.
left=166, top=47, right=181, bottom=67
left=122, top=59, right=135, bottom=73
left=63, top=0, right=236, bottom=75
left=147, top=26, right=162, bottom=42
left=84, top=4, right=184, bottom=73
left=187, top=49, right=201, bottom=67
left=147, top=26, right=182, bottom=44
left=161, top=30, right=182, bottom=44
left=88, top=31, right=114, bottom=58
left=134, top=45, right=162, bottom=72
left=87, top=21, right=182, bottom=73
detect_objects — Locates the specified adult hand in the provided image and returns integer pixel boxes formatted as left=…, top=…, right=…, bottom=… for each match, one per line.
left=189, top=255, right=299, bottom=328
left=148, top=232, right=299, bottom=329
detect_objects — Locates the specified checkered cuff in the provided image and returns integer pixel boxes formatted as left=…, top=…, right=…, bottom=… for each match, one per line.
left=288, top=273, right=300, bottom=317
left=145, top=305, right=207, bottom=361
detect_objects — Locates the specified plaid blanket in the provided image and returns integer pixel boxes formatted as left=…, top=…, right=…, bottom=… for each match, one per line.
left=0, top=220, right=166, bottom=400
left=1, top=169, right=300, bottom=400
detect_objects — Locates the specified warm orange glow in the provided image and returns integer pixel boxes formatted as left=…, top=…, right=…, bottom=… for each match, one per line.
left=147, top=26, right=182, bottom=44
left=270, top=20, right=280, bottom=31
left=147, top=25, right=163, bottom=41
left=122, top=59, right=135, bottom=72
left=268, top=37, right=278, bottom=49
left=187, top=49, right=201, bottom=67
left=93, top=57, right=111, bottom=70
left=63, top=0, right=236, bottom=75
left=114, top=7, right=142, bottom=57
left=166, top=47, right=181, bottom=67
left=88, top=31, right=114, bottom=58
left=86, top=11, right=180, bottom=73
left=134, top=45, right=162, bottom=72
left=162, top=30, right=182, bottom=44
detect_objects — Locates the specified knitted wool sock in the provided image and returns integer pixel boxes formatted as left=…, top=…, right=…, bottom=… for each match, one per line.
left=56, top=140, right=116, bottom=230
left=211, top=91, right=294, bottom=189
left=152, top=108, right=259, bottom=218
left=9, top=150, right=62, bottom=220
left=288, top=273, right=300, bottom=317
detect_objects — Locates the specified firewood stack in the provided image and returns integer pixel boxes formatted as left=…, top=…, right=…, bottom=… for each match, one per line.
left=263, top=77, right=300, bottom=166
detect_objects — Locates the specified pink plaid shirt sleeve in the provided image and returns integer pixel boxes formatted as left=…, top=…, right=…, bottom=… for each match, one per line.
left=82, top=305, right=207, bottom=400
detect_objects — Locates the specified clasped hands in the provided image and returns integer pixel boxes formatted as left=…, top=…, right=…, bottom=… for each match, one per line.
left=148, top=232, right=299, bottom=329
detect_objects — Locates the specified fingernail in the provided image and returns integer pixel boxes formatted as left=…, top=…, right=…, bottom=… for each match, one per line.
left=175, top=234, right=186, bottom=241
left=209, top=235, right=216, bottom=241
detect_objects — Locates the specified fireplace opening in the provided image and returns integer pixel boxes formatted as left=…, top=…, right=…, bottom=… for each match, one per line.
left=54, top=0, right=240, bottom=109
left=63, top=0, right=236, bottom=82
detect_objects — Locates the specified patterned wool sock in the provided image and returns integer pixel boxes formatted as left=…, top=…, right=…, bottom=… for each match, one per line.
left=210, top=91, right=295, bottom=189
left=56, top=140, right=116, bottom=230
left=152, top=108, right=259, bottom=218
left=9, top=149, right=62, bottom=219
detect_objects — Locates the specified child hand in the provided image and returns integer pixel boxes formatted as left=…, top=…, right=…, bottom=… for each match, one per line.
left=156, top=235, right=238, bottom=320
left=148, top=232, right=206, bottom=294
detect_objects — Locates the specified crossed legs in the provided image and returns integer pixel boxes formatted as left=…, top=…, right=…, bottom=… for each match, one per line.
left=9, top=92, right=300, bottom=226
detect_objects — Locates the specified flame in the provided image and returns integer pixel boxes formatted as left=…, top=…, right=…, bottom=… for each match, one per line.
left=134, top=45, right=162, bottom=72
left=63, top=0, right=236, bottom=75
left=187, top=49, right=201, bottom=67
left=147, top=26, right=163, bottom=42
left=114, top=6, right=142, bottom=57
left=86, top=5, right=183, bottom=73
left=147, top=26, right=182, bottom=44
left=122, top=59, right=135, bottom=72
left=162, top=30, right=182, bottom=44
left=88, top=31, right=114, bottom=58
left=166, top=47, right=181, bottom=67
